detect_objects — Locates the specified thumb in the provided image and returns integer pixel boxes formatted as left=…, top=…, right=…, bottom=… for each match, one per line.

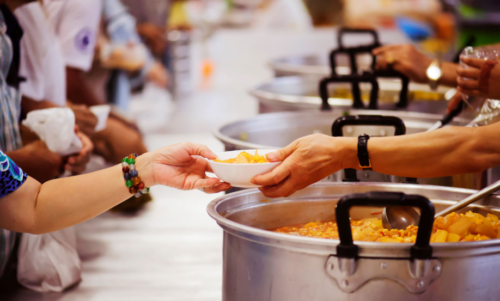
left=266, top=143, right=296, bottom=162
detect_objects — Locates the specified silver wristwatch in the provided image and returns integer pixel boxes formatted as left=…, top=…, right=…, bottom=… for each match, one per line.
left=426, top=59, right=443, bottom=90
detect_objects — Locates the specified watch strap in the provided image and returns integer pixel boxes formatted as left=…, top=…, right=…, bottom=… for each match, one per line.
left=357, top=134, right=371, bottom=170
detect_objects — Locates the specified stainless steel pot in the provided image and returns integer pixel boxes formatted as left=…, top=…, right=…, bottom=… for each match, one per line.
left=207, top=182, right=500, bottom=301
left=251, top=75, right=452, bottom=114
left=214, top=109, right=483, bottom=189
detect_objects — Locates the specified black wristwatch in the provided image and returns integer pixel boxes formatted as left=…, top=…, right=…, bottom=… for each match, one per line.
left=357, top=134, right=371, bottom=170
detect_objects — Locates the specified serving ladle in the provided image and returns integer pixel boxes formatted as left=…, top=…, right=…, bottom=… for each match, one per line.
left=382, top=179, right=500, bottom=230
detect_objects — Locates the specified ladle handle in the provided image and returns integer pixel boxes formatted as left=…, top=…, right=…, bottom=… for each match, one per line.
left=435, top=179, right=500, bottom=218
left=336, top=192, right=435, bottom=260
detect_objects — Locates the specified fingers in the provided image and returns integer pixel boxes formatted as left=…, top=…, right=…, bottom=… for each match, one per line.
left=183, top=142, right=217, bottom=160
left=457, top=67, right=480, bottom=79
left=372, top=45, right=400, bottom=56
left=202, top=182, right=232, bottom=194
left=251, top=159, right=293, bottom=186
left=266, top=143, right=296, bottom=162
left=457, top=77, right=480, bottom=90
left=259, top=179, right=298, bottom=198
left=461, top=57, right=486, bottom=69
left=457, top=87, right=484, bottom=98
left=192, top=177, right=231, bottom=194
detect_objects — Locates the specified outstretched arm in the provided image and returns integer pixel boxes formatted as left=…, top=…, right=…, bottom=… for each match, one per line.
left=252, top=122, right=500, bottom=197
left=0, top=143, right=230, bottom=234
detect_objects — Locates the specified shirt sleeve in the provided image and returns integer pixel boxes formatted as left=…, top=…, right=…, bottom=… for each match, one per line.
left=16, top=4, right=46, bottom=102
left=0, top=151, right=27, bottom=198
left=50, top=0, right=102, bottom=72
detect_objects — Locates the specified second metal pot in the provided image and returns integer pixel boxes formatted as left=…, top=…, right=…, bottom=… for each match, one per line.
left=214, top=110, right=484, bottom=189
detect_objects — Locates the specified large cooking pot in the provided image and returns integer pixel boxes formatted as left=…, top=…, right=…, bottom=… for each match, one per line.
left=251, top=75, right=452, bottom=114
left=261, top=28, right=451, bottom=114
left=214, top=109, right=484, bottom=189
left=207, top=182, right=500, bottom=301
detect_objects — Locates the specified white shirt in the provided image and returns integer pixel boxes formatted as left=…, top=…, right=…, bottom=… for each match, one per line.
left=16, top=2, right=66, bottom=106
left=43, top=0, right=102, bottom=72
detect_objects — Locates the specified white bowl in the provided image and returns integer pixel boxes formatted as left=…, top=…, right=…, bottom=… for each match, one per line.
left=207, top=149, right=281, bottom=188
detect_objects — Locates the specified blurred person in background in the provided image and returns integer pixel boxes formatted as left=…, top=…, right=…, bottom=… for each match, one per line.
left=0, top=0, right=92, bottom=184
left=100, top=0, right=169, bottom=111
left=120, top=0, right=170, bottom=58
left=0, top=0, right=93, bottom=279
left=41, top=0, right=155, bottom=211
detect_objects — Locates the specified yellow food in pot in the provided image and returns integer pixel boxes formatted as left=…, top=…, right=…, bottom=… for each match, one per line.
left=273, top=211, right=500, bottom=243
left=214, top=150, right=270, bottom=164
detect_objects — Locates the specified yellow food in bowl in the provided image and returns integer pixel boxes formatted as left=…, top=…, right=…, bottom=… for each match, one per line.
left=214, top=150, right=270, bottom=164
left=272, top=211, right=500, bottom=243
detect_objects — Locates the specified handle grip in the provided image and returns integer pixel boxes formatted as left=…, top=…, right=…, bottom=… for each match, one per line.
left=335, top=192, right=435, bottom=260
left=372, top=69, right=410, bottom=108
left=331, top=115, right=406, bottom=137
left=319, top=73, right=379, bottom=111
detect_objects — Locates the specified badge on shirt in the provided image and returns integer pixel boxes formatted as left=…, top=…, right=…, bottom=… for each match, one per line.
left=75, top=27, right=94, bottom=53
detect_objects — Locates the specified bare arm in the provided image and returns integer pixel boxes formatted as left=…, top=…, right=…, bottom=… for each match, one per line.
left=0, top=143, right=231, bottom=234
left=66, top=67, right=104, bottom=106
left=344, top=125, right=500, bottom=177
left=252, top=122, right=500, bottom=197
left=21, top=96, right=59, bottom=113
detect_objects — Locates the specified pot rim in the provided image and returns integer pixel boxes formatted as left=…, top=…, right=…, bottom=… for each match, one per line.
left=213, top=110, right=464, bottom=150
left=250, top=76, right=452, bottom=107
left=207, top=182, right=500, bottom=258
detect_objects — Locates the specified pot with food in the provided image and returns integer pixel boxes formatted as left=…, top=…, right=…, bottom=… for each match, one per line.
left=207, top=182, right=500, bottom=301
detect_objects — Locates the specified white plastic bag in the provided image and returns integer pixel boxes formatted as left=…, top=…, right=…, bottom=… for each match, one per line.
left=460, top=46, right=500, bottom=127
left=22, top=108, right=82, bottom=156
left=17, top=227, right=82, bottom=292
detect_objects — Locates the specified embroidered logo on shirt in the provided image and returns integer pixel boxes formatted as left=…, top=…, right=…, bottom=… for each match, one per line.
left=75, top=27, right=94, bottom=53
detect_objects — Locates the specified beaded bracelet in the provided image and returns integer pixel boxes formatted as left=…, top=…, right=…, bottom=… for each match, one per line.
left=121, top=153, right=149, bottom=198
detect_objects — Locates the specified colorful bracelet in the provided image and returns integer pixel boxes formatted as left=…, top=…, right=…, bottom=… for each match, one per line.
left=122, top=153, right=149, bottom=198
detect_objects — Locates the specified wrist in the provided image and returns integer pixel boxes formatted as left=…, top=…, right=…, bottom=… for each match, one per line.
left=135, top=152, right=156, bottom=188
left=336, top=137, right=358, bottom=170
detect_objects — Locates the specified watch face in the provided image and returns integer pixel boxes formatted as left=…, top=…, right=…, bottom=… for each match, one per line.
left=426, top=64, right=442, bottom=80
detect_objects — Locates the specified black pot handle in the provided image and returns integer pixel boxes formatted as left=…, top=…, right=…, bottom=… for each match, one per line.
left=337, top=28, right=380, bottom=50
left=335, top=191, right=435, bottom=260
left=371, top=70, right=410, bottom=109
left=331, top=115, right=411, bottom=182
left=319, top=73, right=379, bottom=111
left=329, top=28, right=381, bottom=77
left=331, top=115, right=406, bottom=137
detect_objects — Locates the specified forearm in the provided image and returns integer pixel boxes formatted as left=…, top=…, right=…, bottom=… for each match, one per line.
left=6, top=149, right=60, bottom=183
left=342, top=125, right=500, bottom=178
left=66, top=67, right=104, bottom=106
left=439, top=62, right=459, bottom=87
left=1, top=152, right=154, bottom=234
left=21, top=96, right=59, bottom=114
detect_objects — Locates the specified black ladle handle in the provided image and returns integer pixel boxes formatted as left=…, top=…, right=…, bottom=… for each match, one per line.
left=441, top=100, right=464, bottom=126
left=335, top=191, right=435, bottom=260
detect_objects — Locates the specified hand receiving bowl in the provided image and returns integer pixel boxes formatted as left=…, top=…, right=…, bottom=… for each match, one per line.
left=207, top=150, right=281, bottom=188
